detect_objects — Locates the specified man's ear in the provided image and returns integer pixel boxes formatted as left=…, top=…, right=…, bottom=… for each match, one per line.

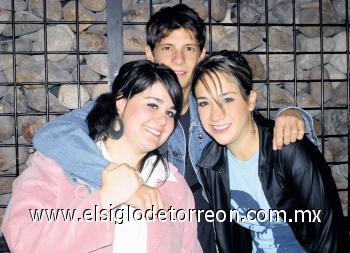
left=116, top=98, right=127, bottom=117
left=248, top=90, right=257, bottom=111
left=199, top=48, right=206, bottom=62
left=144, top=45, right=155, bottom=62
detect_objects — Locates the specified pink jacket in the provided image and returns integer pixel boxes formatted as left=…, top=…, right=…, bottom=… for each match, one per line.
left=1, top=152, right=202, bottom=253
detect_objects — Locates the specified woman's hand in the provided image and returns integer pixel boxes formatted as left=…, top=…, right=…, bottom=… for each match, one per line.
left=126, top=185, right=165, bottom=217
left=99, top=163, right=143, bottom=208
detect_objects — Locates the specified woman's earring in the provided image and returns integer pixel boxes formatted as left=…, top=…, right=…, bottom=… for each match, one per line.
left=250, top=111, right=256, bottom=134
left=108, top=116, right=124, bottom=140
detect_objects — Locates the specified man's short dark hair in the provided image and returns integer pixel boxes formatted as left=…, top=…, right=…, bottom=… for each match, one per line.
left=146, top=4, right=206, bottom=51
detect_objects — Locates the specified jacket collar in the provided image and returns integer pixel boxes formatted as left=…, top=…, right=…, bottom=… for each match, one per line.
left=189, top=92, right=202, bottom=127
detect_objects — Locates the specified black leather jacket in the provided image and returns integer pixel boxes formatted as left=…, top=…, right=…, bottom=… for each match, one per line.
left=197, top=113, right=349, bottom=253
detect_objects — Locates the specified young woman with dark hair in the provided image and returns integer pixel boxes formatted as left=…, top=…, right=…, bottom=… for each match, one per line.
left=192, top=50, right=349, bottom=253
left=2, top=60, right=202, bottom=253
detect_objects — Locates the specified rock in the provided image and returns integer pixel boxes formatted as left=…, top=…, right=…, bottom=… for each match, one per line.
left=309, top=66, right=333, bottom=103
left=218, top=28, right=263, bottom=52
left=269, top=27, right=300, bottom=51
left=328, top=54, right=348, bottom=74
left=29, top=0, right=62, bottom=21
left=0, top=136, right=29, bottom=172
left=0, top=9, right=11, bottom=35
left=19, top=115, right=57, bottom=142
left=283, top=82, right=309, bottom=94
left=0, top=0, right=27, bottom=11
left=269, top=61, right=303, bottom=80
left=63, top=1, right=95, bottom=32
left=71, top=65, right=100, bottom=82
left=329, top=32, right=349, bottom=74
left=331, top=164, right=348, bottom=190
left=330, top=82, right=347, bottom=106
left=86, top=81, right=109, bottom=100
left=333, top=0, right=350, bottom=23
left=15, top=60, right=72, bottom=83
left=210, top=26, right=226, bottom=51
left=231, top=2, right=260, bottom=23
left=1, top=87, right=28, bottom=113
left=58, top=84, right=90, bottom=109
left=270, top=0, right=296, bottom=24
left=253, top=83, right=267, bottom=109
left=298, top=7, right=343, bottom=38
left=0, top=72, right=9, bottom=95
left=3, top=11, right=43, bottom=37
left=52, top=54, right=83, bottom=73
left=0, top=193, right=11, bottom=206
left=15, top=61, right=44, bottom=82
left=24, top=86, right=69, bottom=112
left=298, top=54, right=330, bottom=70
left=324, top=109, right=347, bottom=135
left=123, top=54, right=146, bottom=64
left=80, top=0, right=106, bottom=12
left=0, top=102, right=14, bottom=140
left=123, top=26, right=146, bottom=52
left=77, top=31, right=107, bottom=51
left=262, top=84, right=294, bottom=106
left=0, top=177, right=14, bottom=195
left=34, top=25, right=75, bottom=62
left=265, top=53, right=294, bottom=63
left=0, top=38, right=33, bottom=71
left=325, top=64, right=346, bottom=81
left=296, top=93, right=319, bottom=108
left=211, top=0, right=228, bottom=22
left=324, top=137, right=347, bottom=162
left=183, top=0, right=208, bottom=21
left=299, top=35, right=335, bottom=52
left=243, top=0, right=265, bottom=14
left=47, top=62, right=73, bottom=82
left=85, top=54, right=108, bottom=76
left=244, top=54, right=265, bottom=80
left=87, top=24, right=107, bottom=36
left=94, top=9, right=106, bottom=21
left=20, top=29, right=43, bottom=41
left=124, top=1, right=150, bottom=22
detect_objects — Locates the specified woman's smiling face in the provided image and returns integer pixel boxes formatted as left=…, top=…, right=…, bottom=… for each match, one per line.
left=117, top=81, right=177, bottom=154
left=195, top=71, right=256, bottom=147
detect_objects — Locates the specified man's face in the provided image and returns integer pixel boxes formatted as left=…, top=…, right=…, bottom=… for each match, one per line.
left=145, top=28, right=206, bottom=97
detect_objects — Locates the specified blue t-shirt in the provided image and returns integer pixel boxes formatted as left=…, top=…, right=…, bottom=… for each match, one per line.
left=227, top=150, right=305, bottom=253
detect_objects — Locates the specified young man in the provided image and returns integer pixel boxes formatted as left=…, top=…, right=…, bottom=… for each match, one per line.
left=33, top=4, right=318, bottom=252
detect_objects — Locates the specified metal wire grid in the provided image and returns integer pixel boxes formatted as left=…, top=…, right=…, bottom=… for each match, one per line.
left=0, top=0, right=349, bottom=250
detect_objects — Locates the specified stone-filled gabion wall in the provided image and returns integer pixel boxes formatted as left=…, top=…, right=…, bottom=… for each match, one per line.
left=0, top=0, right=349, bottom=229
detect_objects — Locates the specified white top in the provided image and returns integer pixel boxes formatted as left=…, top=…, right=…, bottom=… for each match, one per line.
left=96, top=140, right=177, bottom=253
